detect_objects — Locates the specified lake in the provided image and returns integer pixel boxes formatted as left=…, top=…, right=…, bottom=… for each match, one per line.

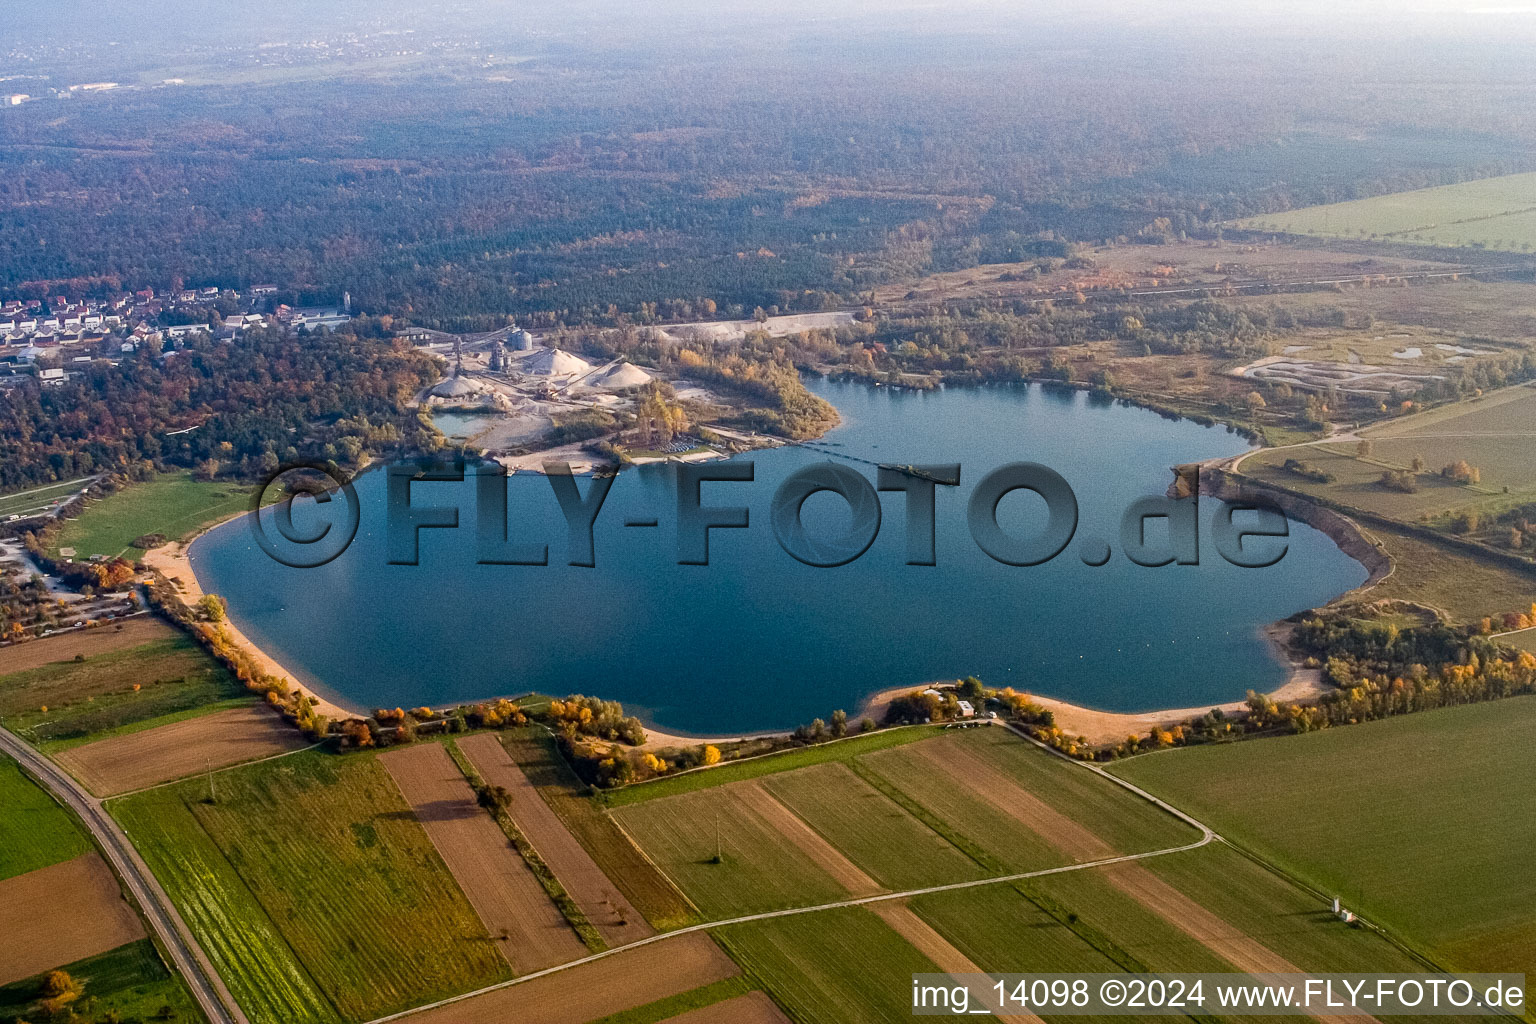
left=192, top=379, right=1367, bottom=734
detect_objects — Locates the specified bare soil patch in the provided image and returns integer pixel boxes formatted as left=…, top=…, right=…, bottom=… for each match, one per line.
left=407, top=932, right=738, bottom=1024
left=55, top=703, right=307, bottom=796
left=0, top=617, right=176, bottom=676
left=869, top=901, right=1042, bottom=1024
left=658, top=990, right=791, bottom=1024
left=731, top=781, right=882, bottom=897
left=0, top=853, right=145, bottom=985
left=457, top=733, right=653, bottom=946
left=380, top=741, right=586, bottom=973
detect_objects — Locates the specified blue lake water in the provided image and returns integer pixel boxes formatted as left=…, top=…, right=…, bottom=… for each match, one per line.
left=192, top=379, right=1367, bottom=733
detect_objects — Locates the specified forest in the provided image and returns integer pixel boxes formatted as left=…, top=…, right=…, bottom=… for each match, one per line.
left=0, top=328, right=439, bottom=490
left=4, top=23, right=1536, bottom=330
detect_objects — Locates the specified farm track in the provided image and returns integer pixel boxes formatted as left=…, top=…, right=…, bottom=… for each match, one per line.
left=0, top=724, right=246, bottom=1024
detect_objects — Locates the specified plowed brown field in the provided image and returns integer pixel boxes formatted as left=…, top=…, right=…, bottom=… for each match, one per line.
left=406, top=933, right=739, bottom=1024
left=0, top=853, right=145, bottom=985
left=55, top=703, right=308, bottom=796
left=380, top=741, right=586, bottom=973
left=458, top=733, right=653, bottom=947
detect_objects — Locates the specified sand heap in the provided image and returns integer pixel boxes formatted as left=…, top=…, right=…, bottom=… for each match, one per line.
left=523, top=347, right=594, bottom=377
left=591, top=362, right=654, bottom=389
left=428, top=375, right=483, bottom=399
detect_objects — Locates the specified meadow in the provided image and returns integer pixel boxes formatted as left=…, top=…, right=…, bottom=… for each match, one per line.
left=599, top=725, right=938, bottom=808
left=1110, top=697, right=1536, bottom=979
left=0, top=634, right=248, bottom=748
left=1246, top=445, right=1497, bottom=520
left=1236, top=171, right=1536, bottom=251
left=51, top=473, right=251, bottom=559
left=0, top=940, right=202, bottom=1024
left=759, top=762, right=986, bottom=891
left=0, top=756, right=90, bottom=881
left=611, top=784, right=854, bottom=918
left=112, top=749, right=511, bottom=1024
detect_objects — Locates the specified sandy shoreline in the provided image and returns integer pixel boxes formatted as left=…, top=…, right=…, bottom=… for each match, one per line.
left=141, top=519, right=360, bottom=722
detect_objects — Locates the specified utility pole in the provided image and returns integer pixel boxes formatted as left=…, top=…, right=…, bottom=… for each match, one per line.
left=714, top=812, right=722, bottom=864
left=206, top=759, right=216, bottom=804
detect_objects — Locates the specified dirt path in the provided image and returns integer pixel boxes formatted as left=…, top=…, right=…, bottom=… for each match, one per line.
left=457, top=733, right=653, bottom=947
left=0, top=853, right=146, bottom=985
left=870, top=900, right=1044, bottom=1024
left=0, top=616, right=175, bottom=675
left=56, top=703, right=309, bottom=797
left=731, top=781, right=883, bottom=897
left=397, top=932, right=738, bottom=1024
left=380, top=742, right=587, bottom=973
left=657, top=990, right=790, bottom=1024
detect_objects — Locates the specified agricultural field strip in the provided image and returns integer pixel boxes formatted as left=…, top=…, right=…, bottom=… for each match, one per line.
left=654, top=990, right=791, bottom=1024
left=0, top=852, right=146, bottom=986
left=56, top=703, right=316, bottom=798
left=364, top=739, right=1216, bottom=1024
left=0, top=724, right=247, bottom=1024
left=102, top=737, right=326, bottom=799
left=730, top=781, right=883, bottom=897
left=867, top=900, right=1043, bottom=1024
left=380, top=741, right=588, bottom=973
left=459, top=733, right=655, bottom=947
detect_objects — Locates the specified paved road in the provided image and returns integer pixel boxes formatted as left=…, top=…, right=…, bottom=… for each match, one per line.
left=0, top=726, right=247, bottom=1024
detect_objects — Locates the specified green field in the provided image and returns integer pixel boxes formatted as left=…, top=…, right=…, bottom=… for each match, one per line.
left=112, top=750, right=510, bottom=1024
left=500, top=729, right=699, bottom=930
left=852, top=742, right=1072, bottom=874
left=1246, top=444, right=1500, bottom=520
left=760, top=762, right=986, bottom=891
left=600, top=725, right=939, bottom=807
left=1365, top=383, right=1536, bottom=439
left=0, top=756, right=91, bottom=881
left=112, top=785, right=338, bottom=1024
left=1237, top=171, right=1536, bottom=251
left=910, top=883, right=1122, bottom=973
left=612, top=785, right=853, bottom=918
left=0, top=634, right=248, bottom=747
left=0, top=940, right=204, bottom=1024
left=51, top=473, right=251, bottom=559
left=716, top=908, right=940, bottom=1024
left=1110, top=697, right=1536, bottom=978
left=937, top=728, right=1197, bottom=855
